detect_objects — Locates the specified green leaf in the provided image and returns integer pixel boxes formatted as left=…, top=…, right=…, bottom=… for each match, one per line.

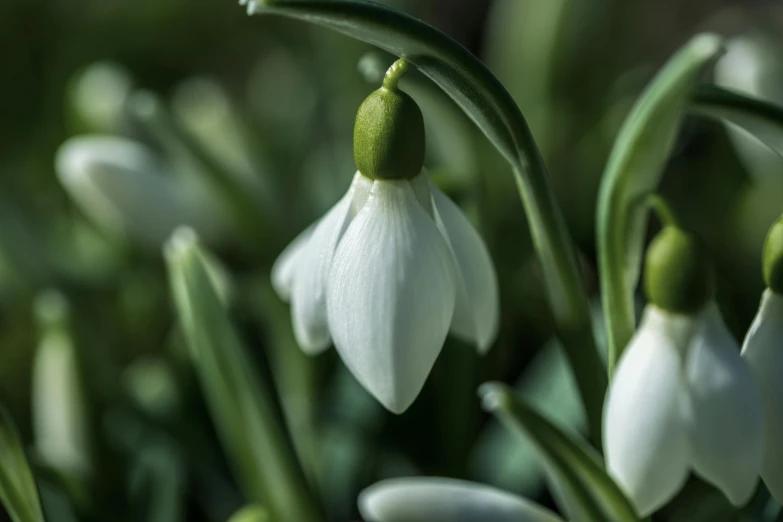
left=248, top=0, right=606, bottom=443
left=228, top=505, right=271, bottom=522
left=690, top=84, right=783, bottom=159
left=479, top=382, right=640, bottom=522
left=164, top=228, right=324, bottom=522
left=0, top=406, right=46, bottom=522
left=596, top=34, right=723, bottom=373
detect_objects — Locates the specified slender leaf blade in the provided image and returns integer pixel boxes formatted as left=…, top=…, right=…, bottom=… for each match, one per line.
left=479, top=382, right=640, bottom=522
left=597, top=34, right=723, bottom=372
left=690, top=84, right=783, bottom=159
left=0, top=406, right=46, bottom=522
left=164, top=228, right=324, bottom=522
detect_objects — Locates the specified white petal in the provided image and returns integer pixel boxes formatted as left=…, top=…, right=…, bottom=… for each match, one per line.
left=430, top=180, right=499, bottom=353
left=358, top=478, right=564, bottom=522
left=327, top=180, right=457, bottom=413
left=685, top=303, right=763, bottom=507
left=271, top=224, right=314, bottom=302
left=55, top=136, right=222, bottom=246
left=603, top=305, right=692, bottom=516
left=742, top=290, right=783, bottom=503
left=290, top=195, right=352, bottom=354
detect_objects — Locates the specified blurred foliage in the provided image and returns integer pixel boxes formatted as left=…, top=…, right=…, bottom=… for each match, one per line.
left=1, top=0, right=783, bottom=520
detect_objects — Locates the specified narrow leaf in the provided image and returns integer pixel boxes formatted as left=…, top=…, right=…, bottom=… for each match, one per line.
left=0, top=406, right=46, bottom=522
left=596, top=34, right=723, bottom=372
left=164, top=228, right=324, bottom=522
left=479, top=382, right=640, bottom=522
left=228, top=505, right=271, bottom=522
left=248, top=0, right=606, bottom=443
left=690, top=84, right=783, bottom=159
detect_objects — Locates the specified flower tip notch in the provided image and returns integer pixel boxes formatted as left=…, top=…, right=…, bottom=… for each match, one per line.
left=477, top=382, right=510, bottom=413
left=691, top=32, right=724, bottom=59
left=164, top=227, right=199, bottom=263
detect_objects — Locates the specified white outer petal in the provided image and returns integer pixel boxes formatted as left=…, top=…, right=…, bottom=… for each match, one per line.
left=327, top=180, right=457, bottom=413
left=685, top=303, right=763, bottom=507
left=430, top=180, right=499, bottom=353
left=271, top=224, right=313, bottom=302
left=603, top=305, right=693, bottom=516
left=55, top=136, right=214, bottom=246
left=742, top=290, right=783, bottom=503
left=290, top=195, right=352, bottom=354
left=358, top=477, right=564, bottom=522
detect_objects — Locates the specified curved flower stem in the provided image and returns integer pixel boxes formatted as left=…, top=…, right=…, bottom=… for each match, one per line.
left=382, top=59, right=410, bottom=89
left=646, top=194, right=680, bottom=228
left=246, top=0, right=606, bottom=442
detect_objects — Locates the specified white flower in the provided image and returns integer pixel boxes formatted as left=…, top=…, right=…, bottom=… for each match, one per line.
left=604, top=303, right=763, bottom=516
left=358, top=477, right=564, bottom=522
left=272, top=169, right=499, bottom=413
left=55, top=135, right=227, bottom=246
left=742, top=289, right=783, bottom=504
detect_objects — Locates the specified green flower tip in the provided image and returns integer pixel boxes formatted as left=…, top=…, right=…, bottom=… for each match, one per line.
left=164, top=226, right=200, bottom=264
left=353, top=84, right=425, bottom=181
left=763, top=217, right=783, bottom=293
left=644, top=226, right=714, bottom=314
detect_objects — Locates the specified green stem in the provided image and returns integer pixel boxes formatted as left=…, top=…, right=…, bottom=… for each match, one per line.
left=382, top=59, right=410, bottom=89
left=646, top=194, right=679, bottom=228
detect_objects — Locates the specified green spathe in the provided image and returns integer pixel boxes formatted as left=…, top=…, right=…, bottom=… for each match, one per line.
left=764, top=217, right=783, bottom=294
left=644, top=226, right=713, bottom=314
left=353, top=86, right=425, bottom=180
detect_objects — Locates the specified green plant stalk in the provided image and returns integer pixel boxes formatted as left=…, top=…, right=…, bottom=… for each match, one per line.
left=250, top=0, right=606, bottom=442
left=0, top=406, right=46, bottom=522
left=480, top=382, right=640, bottom=522
left=165, top=231, right=325, bottom=522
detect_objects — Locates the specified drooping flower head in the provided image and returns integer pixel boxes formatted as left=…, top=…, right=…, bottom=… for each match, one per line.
left=604, top=225, right=763, bottom=516
left=742, top=215, right=783, bottom=504
left=272, top=60, right=499, bottom=413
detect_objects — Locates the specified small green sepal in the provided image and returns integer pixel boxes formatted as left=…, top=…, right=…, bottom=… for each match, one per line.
left=643, top=226, right=714, bottom=314
left=353, top=84, right=425, bottom=180
left=764, top=216, right=783, bottom=294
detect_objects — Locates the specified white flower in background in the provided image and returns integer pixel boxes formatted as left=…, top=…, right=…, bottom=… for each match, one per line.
left=603, top=226, right=763, bottom=516
left=32, top=291, right=90, bottom=478
left=714, top=34, right=783, bottom=184
left=358, top=477, right=564, bottom=522
left=740, top=217, right=783, bottom=504
left=56, top=135, right=227, bottom=247
left=272, top=72, right=499, bottom=413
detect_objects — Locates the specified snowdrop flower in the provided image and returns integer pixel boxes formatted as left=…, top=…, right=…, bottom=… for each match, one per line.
left=32, top=291, right=90, bottom=478
left=604, top=226, right=763, bottom=516
left=56, top=135, right=227, bottom=247
left=741, top=216, right=783, bottom=503
left=359, top=477, right=563, bottom=522
left=272, top=61, right=499, bottom=413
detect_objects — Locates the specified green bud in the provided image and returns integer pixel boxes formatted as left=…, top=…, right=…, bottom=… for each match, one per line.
left=763, top=216, right=783, bottom=293
left=644, top=226, right=714, bottom=314
left=353, top=86, right=425, bottom=180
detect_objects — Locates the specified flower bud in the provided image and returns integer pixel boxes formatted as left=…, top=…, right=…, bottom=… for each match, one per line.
left=644, top=226, right=714, bottom=314
left=353, top=86, right=425, bottom=180
left=763, top=216, right=783, bottom=293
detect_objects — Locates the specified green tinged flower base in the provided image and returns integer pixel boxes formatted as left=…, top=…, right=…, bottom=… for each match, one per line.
left=644, top=226, right=714, bottom=314
left=353, top=62, right=425, bottom=181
